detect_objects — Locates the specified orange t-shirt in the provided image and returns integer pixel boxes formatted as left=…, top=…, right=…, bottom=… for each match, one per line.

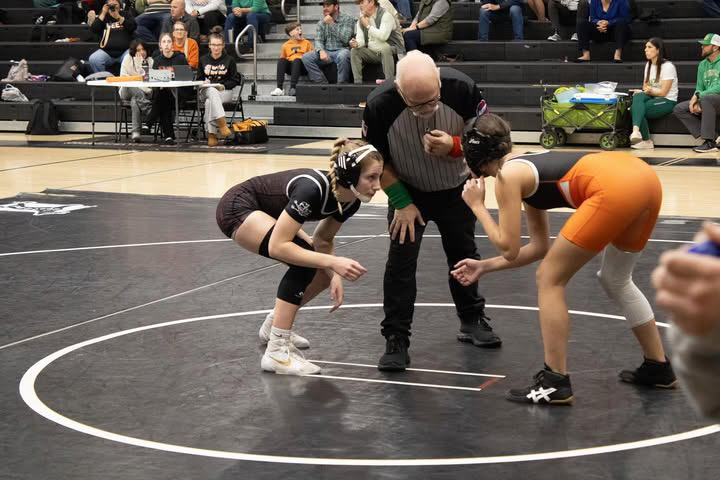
left=281, top=38, right=314, bottom=62
left=173, top=38, right=199, bottom=68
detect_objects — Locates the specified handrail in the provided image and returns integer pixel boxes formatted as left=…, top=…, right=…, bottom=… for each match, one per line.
left=281, top=0, right=301, bottom=22
left=234, top=24, right=258, bottom=100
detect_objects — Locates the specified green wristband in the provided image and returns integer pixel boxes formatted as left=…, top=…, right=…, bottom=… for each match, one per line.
left=385, top=182, right=412, bottom=210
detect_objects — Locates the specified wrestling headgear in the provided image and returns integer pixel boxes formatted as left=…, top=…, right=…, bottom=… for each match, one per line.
left=462, top=118, right=511, bottom=177
left=335, top=144, right=378, bottom=201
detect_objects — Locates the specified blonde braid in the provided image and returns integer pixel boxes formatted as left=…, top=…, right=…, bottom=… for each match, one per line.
left=329, top=137, right=348, bottom=215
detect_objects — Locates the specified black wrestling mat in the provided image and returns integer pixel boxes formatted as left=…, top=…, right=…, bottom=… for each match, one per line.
left=1, top=189, right=718, bottom=480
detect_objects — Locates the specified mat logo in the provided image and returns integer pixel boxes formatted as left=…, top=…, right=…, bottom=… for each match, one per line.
left=290, top=200, right=311, bottom=218
left=0, top=201, right=96, bottom=216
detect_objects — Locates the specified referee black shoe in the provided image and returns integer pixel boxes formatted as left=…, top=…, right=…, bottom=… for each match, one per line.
left=507, top=366, right=574, bottom=405
left=457, top=315, right=502, bottom=348
left=619, top=357, right=678, bottom=388
left=378, top=334, right=410, bottom=371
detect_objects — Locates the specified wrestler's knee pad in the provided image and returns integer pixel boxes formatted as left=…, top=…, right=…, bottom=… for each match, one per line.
left=277, top=265, right=317, bottom=305
left=596, top=245, right=654, bottom=328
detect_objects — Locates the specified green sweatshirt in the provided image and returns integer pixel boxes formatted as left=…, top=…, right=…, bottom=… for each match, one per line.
left=695, top=54, right=720, bottom=98
left=231, top=0, right=271, bottom=15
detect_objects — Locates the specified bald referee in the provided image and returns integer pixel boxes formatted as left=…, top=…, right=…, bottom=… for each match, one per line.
left=362, top=50, right=501, bottom=371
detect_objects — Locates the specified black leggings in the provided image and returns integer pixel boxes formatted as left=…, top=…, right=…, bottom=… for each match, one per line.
left=276, top=58, right=307, bottom=88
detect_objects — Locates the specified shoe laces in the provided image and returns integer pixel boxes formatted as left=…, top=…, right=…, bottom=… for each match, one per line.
left=386, top=335, right=407, bottom=354
left=478, top=314, right=493, bottom=330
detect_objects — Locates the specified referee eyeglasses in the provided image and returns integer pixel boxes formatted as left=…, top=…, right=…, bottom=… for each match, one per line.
left=397, top=83, right=441, bottom=112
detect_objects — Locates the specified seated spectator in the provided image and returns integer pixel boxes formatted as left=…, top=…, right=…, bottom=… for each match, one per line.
left=402, top=0, right=453, bottom=52
left=271, top=22, right=313, bottom=96
left=119, top=38, right=154, bottom=143
left=673, top=33, right=720, bottom=153
left=197, top=30, right=240, bottom=146
left=350, top=0, right=405, bottom=84
left=302, top=0, right=355, bottom=83
left=629, top=37, right=678, bottom=150
left=547, top=0, right=579, bottom=41
left=477, top=0, right=524, bottom=41
left=391, top=0, right=413, bottom=19
left=172, top=20, right=199, bottom=68
left=224, top=0, right=272, bottom=52
left=135, top=0, right=172, bottom=42
left=576, top=0, right=631, bottom=62
left=527, top=0, right=550, bottom=22
left=704, top=0, right=720, bottom=17
left=147, top=32, right=190, bottom=145
left=88, top=0, right=136, bottom=73
left=185, top=0, right=227, bottom=42
left=161, top=0, right=201, bottom=40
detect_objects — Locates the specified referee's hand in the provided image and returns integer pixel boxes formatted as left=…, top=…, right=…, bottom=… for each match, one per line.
left=390, top=204, right=425, bottom=244
left=424, top=130, right=453, bottom=156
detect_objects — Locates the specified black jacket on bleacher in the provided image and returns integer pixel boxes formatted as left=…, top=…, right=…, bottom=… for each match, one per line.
left=90, top=10, right=137, bottom=58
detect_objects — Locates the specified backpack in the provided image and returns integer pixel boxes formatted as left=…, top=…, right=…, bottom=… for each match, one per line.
left=1, top=84, right=29, bottom=102
left=231, top=118, right=268, bottom=144
left=25, top=99, right=60, bottom=134
left=2, top=59, right=30, bottom=82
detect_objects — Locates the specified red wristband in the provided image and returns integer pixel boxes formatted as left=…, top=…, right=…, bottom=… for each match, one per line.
left=450, top=135, right=463, bottom=157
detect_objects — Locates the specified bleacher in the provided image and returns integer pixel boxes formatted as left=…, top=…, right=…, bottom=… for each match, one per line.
left=0, top=0, right=712, bottom=144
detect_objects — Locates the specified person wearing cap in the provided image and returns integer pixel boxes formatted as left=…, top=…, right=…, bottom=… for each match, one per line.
left=215, top=138, right=383, bottom=375
left=451, top=113, right=676, bottom=405
left=672, top=33, right=720, bottom=153
left=349, top=0, right=405, bottom=84
left=301, top=0, right=357, bottom=83
left=362, top=50, right=499, bottom=372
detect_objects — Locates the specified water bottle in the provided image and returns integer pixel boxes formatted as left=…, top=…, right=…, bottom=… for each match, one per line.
left=141, top=58, right=149, bottom=82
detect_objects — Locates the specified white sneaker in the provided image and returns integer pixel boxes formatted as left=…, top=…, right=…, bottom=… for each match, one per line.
left=270, top=87, right=284, bottom=96
left=631, top=139, right=654, bottom=149
left=259, top=311, right=310, bottom=349
left=547, top=32, right=561, bottom=42
left=261, top=337, right=321, bottom=375
left=570, top=33, right=578, bottom=41
left=629, top=131, right=642, bottom=144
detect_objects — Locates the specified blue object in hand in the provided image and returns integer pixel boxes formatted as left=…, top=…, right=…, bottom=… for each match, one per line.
left=688, top=241, right=720, bottom=257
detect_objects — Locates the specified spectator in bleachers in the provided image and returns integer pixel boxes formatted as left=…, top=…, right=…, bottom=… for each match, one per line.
left=271, top=22, right=313, bottom=96
left=402, top=0, right=452, bottom=52
left=350, top=0, right=405, bottom=84
left=185, top=0, right=227, bottom=42
left=477, top=0, right=524, bottom=41
left=673, top=33, right=720, bottom=153
left=197, top=30, right=240, bottom=146
left=147, top=32, right=190, bottom=144
left=161, top=0, right=200, bottom=40
left=391, top=0, right=413, bottom=20
left=120, top=39, right=154, bottom=143
left=135, top=0, right=172, bottom=42
left=527, top=0, right=550, bottom=22
left=704, top=0, right=720, bottom=17
left=302, top=0, right=355, bottom=83
left=575, top=0, right=631, bottom=62
left=224, top=0, right=272, bottom=52
left=172, top=19, right=199, bottom=67
left=88, top=0, right=137, bottom=73
left=547, top=0, right=579, bottom=41
left=628, top=37, right=678, bottom=150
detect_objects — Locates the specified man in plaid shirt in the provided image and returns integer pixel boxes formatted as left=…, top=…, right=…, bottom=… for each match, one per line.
left=301, top=0, right=356, bottom=83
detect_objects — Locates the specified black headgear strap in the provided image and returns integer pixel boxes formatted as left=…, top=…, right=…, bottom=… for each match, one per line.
left=335, top=144, right=377, bottom=188
left=462, top=121, right=510, bottom=176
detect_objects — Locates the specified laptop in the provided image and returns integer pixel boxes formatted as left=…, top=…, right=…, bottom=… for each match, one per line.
left=173, top=64, right=194, bottom=81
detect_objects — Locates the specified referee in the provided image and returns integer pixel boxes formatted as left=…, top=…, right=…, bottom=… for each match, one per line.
left=362, top=50, right=501, bottom=371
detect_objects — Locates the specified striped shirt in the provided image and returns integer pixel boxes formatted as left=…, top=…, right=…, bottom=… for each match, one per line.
left=363, top=68, right=486, bottom=192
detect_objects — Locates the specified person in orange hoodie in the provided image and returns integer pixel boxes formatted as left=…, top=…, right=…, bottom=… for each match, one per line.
left=172, top=20, right=199, bottom=68
left=270, top=22, right=313, bottom=97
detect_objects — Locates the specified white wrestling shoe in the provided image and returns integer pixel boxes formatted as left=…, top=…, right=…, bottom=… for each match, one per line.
left=259, top=311, right=310, bottom=349
left=261, top=336, right=321, bottom=375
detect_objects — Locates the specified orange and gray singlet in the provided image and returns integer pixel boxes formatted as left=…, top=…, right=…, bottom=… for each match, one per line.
left=505, top=150, right=662, bottom=252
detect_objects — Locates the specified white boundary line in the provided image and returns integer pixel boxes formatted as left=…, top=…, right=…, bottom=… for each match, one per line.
left=0, top=235, right=693, bottom=258
left=302, top=374, right=483, bottom=392
left=19, top=304, right=718, bottom=466
left=309, top=360, right=505, bottom=378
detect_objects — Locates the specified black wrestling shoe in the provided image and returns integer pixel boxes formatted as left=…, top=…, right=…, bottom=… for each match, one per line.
left=619, top=357, right=678, bottom=388
left=507, top=366, right=574, bottom=405
left=457, top=315, right=502, bottom=348
left=378, top=334, right=410, bottom=372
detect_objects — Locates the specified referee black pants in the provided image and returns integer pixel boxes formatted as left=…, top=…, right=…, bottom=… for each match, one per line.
left=381, top=182, right=486, bottom=339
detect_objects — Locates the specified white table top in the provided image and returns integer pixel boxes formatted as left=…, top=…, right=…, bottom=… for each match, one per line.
left=87, top=80, right=205, bottom=88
